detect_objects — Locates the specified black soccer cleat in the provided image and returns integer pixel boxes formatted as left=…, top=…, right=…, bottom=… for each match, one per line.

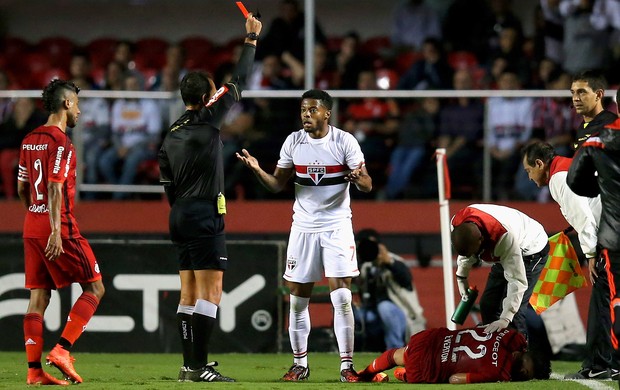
left=185, top=361, right=235, bottom=382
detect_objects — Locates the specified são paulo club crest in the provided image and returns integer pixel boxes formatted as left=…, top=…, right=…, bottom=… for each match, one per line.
left=287, top=256, right=297, bottom=272
left=307, top=166, right=326, bottom=185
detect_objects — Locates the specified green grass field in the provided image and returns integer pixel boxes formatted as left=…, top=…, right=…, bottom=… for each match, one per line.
left=0, top=351, right=613, bottom=389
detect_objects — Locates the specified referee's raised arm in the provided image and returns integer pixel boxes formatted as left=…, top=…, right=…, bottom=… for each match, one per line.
left=229, top=13, right=262, bottom=95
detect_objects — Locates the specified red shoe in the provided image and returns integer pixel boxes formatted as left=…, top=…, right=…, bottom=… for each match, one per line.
left=26, top=368, right=69, bottom=386
left=282, top=364, right=310, bottom=381
left=45, top=345, right=83, bottom=383
left=340, top=368, right=360, bottom=383
left=394, top=367, right=407, bottom=382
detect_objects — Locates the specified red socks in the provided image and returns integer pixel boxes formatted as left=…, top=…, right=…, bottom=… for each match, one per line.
left=60, top=292, right=99, bottom=346
left=363, top=348, right=398, bottom=375
left=24, top=313, right=44, bottom=364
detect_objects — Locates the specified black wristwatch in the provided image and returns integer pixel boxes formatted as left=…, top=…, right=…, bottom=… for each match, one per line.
left=246, top=32, right=259, bottom=41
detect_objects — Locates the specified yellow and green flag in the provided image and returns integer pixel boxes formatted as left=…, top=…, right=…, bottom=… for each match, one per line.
left=529, top=231, right=587, bottom=314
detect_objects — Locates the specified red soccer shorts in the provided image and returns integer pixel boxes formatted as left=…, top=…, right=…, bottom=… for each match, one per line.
left=24, top=237, right=102, bottom=289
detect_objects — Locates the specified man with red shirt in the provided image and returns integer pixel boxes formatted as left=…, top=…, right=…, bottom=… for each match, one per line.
left=357, top=326, right=550, bottom=383
left=17, top=79, right=105, bottom=385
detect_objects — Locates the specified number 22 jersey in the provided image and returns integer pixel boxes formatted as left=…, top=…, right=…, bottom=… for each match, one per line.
left=404, top=327, right=526, bottom=383
left=18, top=125, right=81, bottom=239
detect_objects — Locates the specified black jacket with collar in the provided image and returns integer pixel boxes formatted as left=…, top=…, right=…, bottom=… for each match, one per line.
left=568, top=117, right=620, bottom=251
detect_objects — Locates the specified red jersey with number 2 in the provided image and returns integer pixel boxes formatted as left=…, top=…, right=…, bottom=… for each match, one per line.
left=18, top=125, right=81, bottom=239
left=404, top=327, right=526, bottom=383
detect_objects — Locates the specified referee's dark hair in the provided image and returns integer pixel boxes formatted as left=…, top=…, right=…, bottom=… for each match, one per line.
left=572, top=70, right=608, bottom=94
left=180, top=71, right=213, bottom=106
left=302, top=89, right=333, bottom=110
left=521, top=141, right=557, bottom=167
left=41, top=79, right=80, bottom=114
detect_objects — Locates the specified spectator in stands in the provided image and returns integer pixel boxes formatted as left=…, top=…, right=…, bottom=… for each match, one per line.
left=487, top=26, right=530, bottom=87
left=343, top=70, right=400, bottom=196
left=257, top=0, right=327, bottom=62
left=68, top=78, right=111, bottom=199
left=590, top=0, right=620, bottom=84
left=68, top=50, right=98, bottom=90
left=113, top=40, right=134, bottom=68
left=531, top=68, right=578, bottom=158
left=152, top=65, right=184, bottom=130
left=396, top=38, right=453, bottom=91
left=384, top=98, right=439, bottom=200
left=98, top=73, right=161, bottom=199
left=390, top=0, right=441, bottom=53
left=281, top=43, right=337, bottom=90
left=113, top=40, right=144, bottom=80
left=212, top=61, right=257, bottom=199
left=354, top=228, right=426, bottom=352
left=151, top=43, right=188, bottom=91
left=99, top=60, right=126, bottom=91
left=487, top=0, right=524, bottom=55
left=0, top=70, right=15, bottom=123
left=437, top=69, right=484, bottom=198
left=249, top=54, right=294, bottom=91
left=246, top=54, right=299, bottom=198
left=559, top=0, right=609, bottom=75
left=530, top=57, right=559, bottom=89
left=0, top=98, right=46, bottom=199
left=482, top=54, right=509, bottom=89
left=538, top=0, right=565, bottom=65
left=486, top=69, right=534, bottom=200
left=335, top=31, right=371, bottom=90
left=443, top=0, right=495, bottom=62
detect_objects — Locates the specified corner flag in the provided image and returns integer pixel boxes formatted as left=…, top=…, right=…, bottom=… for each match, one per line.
left=529, top=231, right=587, bottom=314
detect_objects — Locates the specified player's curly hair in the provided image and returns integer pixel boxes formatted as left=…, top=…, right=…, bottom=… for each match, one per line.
left=302, top=89, right=333, bottom=110
left=41, top=79, right=79, bottom=113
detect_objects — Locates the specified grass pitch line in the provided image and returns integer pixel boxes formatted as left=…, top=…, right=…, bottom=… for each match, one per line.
left=551, top=372, right=615, bottom=389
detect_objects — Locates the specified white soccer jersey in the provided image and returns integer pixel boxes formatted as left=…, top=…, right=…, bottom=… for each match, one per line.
left=277, top=126, right=365, bottom=232
left=549, top=171, right=601, bottom=258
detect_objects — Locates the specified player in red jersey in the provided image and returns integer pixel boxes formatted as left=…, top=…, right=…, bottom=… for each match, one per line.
left=17, top=79, right=105, bottom=385
left=357, top=326, right=550, bottom=384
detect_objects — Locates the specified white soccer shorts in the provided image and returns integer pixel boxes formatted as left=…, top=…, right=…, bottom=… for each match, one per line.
left=283, top=227, right=359, bottom=283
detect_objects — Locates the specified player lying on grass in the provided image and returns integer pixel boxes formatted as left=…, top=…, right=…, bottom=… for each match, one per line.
left=357, top=326, right=551, bottom=384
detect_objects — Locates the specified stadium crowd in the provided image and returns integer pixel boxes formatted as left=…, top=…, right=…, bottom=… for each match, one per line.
left=0, top=0, right=619, bottom=201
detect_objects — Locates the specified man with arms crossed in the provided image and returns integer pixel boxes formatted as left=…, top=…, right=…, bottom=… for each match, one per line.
left=237, top=89, right=372, bottom=382
left=18, top=79, right=105, bottom=385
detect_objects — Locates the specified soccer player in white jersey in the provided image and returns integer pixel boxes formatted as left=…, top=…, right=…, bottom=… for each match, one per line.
left=237, top=89, right=372, bottom=382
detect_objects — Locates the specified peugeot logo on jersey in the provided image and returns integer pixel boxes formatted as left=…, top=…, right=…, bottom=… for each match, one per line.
left=307, top=166, right=326, bottom=185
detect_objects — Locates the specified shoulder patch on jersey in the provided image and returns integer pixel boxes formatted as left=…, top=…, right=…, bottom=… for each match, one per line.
left=205, top=85, right=230, bottom=107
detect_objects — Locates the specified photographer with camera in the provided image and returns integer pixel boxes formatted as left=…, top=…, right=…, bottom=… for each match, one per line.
left=354, top=229, right=426, bottom=351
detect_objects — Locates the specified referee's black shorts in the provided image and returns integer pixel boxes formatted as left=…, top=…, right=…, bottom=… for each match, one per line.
left=169, top=198, right=228, bottom=271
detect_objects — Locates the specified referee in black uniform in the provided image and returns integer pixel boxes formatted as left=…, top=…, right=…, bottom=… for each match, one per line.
left=158, top=14, right=262, bottom=382
left=570, top=70, right=616, bottom=150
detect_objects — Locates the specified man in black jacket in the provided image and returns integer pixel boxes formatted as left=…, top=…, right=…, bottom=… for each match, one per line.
left=566, top=88, right=620, bottom=380
left=158, top=13, right=262, bottom=382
